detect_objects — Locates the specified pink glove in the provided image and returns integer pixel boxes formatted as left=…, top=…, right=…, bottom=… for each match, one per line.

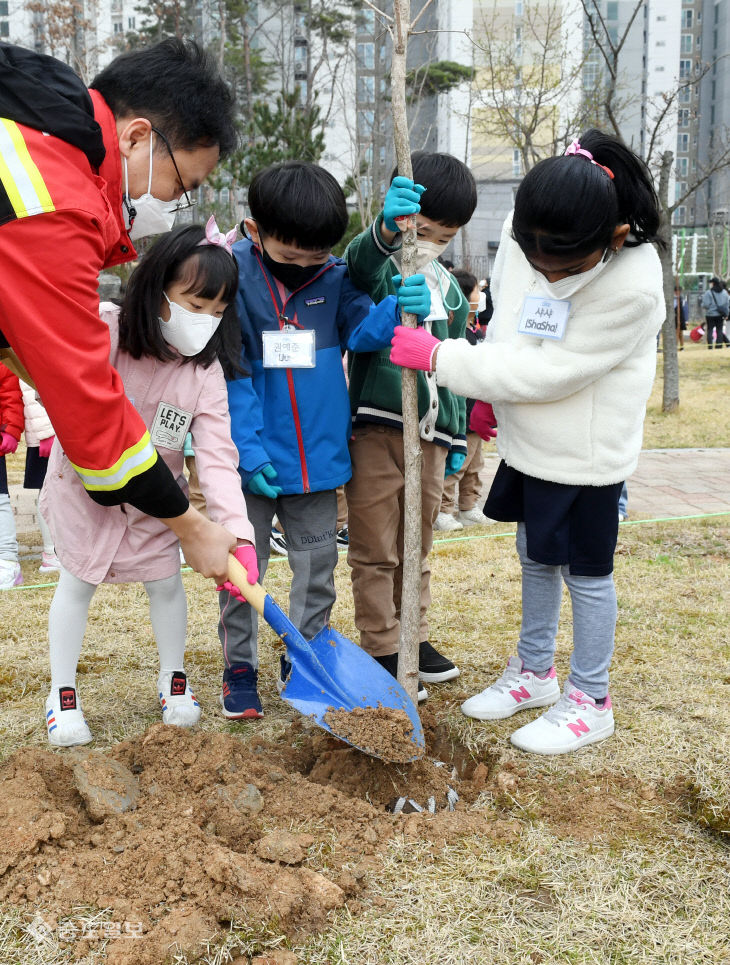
left=38, top=436, right=55, bottom=459
left=389, top=325, right=440, bottom=371
left=469, top=401, right=498, bottom=441
left=216, top=544, right=259, bottom=604
left=0, top=432, right=18, bottom=455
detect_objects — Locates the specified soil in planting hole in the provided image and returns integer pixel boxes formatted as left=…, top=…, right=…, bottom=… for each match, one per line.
left=0, top=711, right=506, bottom=965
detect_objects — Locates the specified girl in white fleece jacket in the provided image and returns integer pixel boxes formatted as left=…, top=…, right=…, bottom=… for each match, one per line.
left=390, top=129, right=665, bottom=755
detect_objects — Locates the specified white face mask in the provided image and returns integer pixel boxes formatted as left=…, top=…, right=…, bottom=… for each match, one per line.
left=159, top=293, right=222, bottom=357
left=123, top=137, right=179, bottom=241
left=413, top=239, right=450, bottom=271
left=533, top=249, right=614, bottom=300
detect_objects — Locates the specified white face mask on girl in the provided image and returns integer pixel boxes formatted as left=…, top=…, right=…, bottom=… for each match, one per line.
left=159, top=293, right=222, bottom=357
left=534, top=248, right=615, bottom=300
left=123, top=137, right=179, bottom=241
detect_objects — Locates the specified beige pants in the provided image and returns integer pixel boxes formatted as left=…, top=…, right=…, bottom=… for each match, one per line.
left=441, top=432, right=485, bottom=513
left=345, top=423, right=447, bottom=656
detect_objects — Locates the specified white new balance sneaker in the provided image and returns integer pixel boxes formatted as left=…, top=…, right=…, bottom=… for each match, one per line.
left=434, top=512, right=463, bottom=532
left=460, top=656, right=560, bottom=721
left=510, top=681, right=615, bottom=755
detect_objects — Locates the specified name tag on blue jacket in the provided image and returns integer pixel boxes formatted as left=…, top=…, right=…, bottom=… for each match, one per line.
left=518, top=296, right=569, bottom=340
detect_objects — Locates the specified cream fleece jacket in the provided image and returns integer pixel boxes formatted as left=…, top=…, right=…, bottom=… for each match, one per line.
left=436, top=214, right=665, bottom=486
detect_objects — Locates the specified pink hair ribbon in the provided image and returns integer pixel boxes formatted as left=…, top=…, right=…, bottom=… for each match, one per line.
left=198, top=215, right=238, bottom=255
left=564, top=138, right=614, bottom=180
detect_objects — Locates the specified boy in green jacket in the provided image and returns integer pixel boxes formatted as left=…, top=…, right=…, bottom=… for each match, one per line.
left=344, top=151, right=478, bottom=700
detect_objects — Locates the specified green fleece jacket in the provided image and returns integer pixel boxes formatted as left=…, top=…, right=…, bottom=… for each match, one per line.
left=345, top=214, right=468, bottom=453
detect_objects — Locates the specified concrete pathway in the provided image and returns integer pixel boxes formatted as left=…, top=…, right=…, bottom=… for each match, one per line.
left=9, top=447, right=730, bottom=543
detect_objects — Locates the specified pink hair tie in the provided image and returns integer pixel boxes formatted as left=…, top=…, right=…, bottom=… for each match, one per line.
left=564, top=138, right=615, bottom=180
left=197, top=215, right=238, bottom=255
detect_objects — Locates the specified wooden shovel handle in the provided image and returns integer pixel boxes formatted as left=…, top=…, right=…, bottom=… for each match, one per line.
left=227, top=554, right=268, bottom=617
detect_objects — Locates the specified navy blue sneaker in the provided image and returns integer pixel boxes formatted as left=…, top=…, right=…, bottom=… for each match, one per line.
left=276, top=655, right=292, bottom=694
left=220, top=662, right=263, bottom=719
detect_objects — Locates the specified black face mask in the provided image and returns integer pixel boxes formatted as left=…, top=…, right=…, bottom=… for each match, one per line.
left=260, top=244, right=327, bottom=292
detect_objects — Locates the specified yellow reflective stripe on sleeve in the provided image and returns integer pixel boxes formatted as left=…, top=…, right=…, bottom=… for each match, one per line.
left=0, top=118, right=55, bottom=219
left=69, top=433, right=158, bottom=492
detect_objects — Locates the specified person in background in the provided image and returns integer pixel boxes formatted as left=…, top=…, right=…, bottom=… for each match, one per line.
left=674, top=284, right=688, bottom=351
left=435, top=268, right=495, bottom=532
left=391, top=130, right=664, bottom=754
left=700, top=277, right=728, bottom=349
left=478, top=277, right=494, bottom=331
left=0, top=366, right=24, bottom=589
left=20, top=381, right=60, bottom=571
left=40, top=221, right=258, bottom=747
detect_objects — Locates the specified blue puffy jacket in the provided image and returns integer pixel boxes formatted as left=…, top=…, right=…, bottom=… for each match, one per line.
left=227, top=238, right=400, bottom=494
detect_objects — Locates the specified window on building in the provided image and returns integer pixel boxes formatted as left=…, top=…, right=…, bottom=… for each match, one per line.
left=357, top=110, right=374, bottom=139
left=512, top=148, right=522, bottom=178
left=357, top=75, right=374, bottom=102
left=128, top=16, right=135, bottom=29
left=672, top=206, right=686, bottom=226
left=0, top=20, right=8, bottom=36
left=677, top=133, right=689, bottom=153
left=679, top=86, right=691, bottom=103
left=679, top=59, right=691, bottom=79
left=357, top=42, right=374, bottom=70
left=681, top=9, right=692, bottom=28
left=515, top=0, right=523, bottom=15
left=681, top=34, right=692, bottom=54
left=113, top=21, right=123, bottom=33
left=358, top=8, right=375, bottom=31
left=676, top=157, right=688, bottom=177
left=606, top=1, right=618, bottom=19
left=678, top=108, right=690, bottom=127
left=0, top=2, right=8, bottom=15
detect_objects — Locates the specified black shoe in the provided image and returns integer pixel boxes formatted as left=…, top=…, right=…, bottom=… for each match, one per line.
left=336, top=525, right=349, bottom=547
left=374, top=652, right=428, bottom=703
left=418, top=640, right=460, bottom=683
left=277, top=655, right=292, bottom=693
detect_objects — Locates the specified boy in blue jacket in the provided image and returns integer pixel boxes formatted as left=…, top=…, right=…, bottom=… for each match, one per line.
left=218, top=161, right=430, bottom=718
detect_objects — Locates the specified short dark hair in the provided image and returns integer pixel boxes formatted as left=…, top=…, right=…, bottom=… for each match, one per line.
left=247, top=161, right=348, bottom=250
left=451, top=268, right=478, bottom=300
left=91, top=39, right=237, bottom=157
left=512, top=128, right=663, bottom=260
left=119, top=224, right=244, bottom=378
left=392, top=152, right=477, bottom=228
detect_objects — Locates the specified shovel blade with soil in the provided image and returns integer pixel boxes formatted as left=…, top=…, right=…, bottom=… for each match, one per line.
left=228, top=555, right=425, bottom=762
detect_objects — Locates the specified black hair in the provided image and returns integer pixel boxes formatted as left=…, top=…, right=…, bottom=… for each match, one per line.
left=451, top=268, right=478, bottom=301
left=512, top=129, right=664, bottom=260
left=392, top=152, right=477, bottom=228
left=91, top=39, right=237, bottom=157
left=710, top=276, right=723, bottom=291
left=247, top=161, right=348, bottom=250
left=118, top=224, right=245, bottom=378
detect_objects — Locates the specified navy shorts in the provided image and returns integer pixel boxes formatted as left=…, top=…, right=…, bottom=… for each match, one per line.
left=484, top=461, right=623, bottom=577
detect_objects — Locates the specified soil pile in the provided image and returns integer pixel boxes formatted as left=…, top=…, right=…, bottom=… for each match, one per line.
left=0, top=713, right=505, bottom=964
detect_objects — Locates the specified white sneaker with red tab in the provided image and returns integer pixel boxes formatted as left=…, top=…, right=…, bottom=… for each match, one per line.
left=510, top=680, right=615, bottom=755
left=460, top=655, right=560, bottom=720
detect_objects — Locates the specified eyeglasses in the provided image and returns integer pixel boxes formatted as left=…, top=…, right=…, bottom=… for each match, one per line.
left=151, top=126, right=197, bottom=212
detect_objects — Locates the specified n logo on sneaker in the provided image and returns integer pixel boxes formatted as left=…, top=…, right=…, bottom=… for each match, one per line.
left=509, top=686, right=531, bottom=703
left=170, top=672, right=187, bottom=696
left=59, top=687, right=77, bottom=710
left=567, top=718, right=590, bottom=737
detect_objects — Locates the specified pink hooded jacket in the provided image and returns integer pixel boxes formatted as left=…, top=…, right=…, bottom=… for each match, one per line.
left=40, top=305, right=254, bottom=584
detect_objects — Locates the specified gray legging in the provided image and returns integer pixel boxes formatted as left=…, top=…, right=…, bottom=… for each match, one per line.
left=515, top=523, right=617, bottom=699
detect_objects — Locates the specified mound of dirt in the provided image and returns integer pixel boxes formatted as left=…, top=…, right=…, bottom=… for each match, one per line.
left=0, top=713, right=508, bottom=964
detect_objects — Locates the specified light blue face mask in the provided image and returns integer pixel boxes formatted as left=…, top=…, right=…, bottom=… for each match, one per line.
left=433, top=260, right=464, bottom=313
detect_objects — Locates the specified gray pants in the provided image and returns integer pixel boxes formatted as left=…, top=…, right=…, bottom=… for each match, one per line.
left=218, top=489, right=338, bottom=668
left=515, top=523, right=616, bottom=699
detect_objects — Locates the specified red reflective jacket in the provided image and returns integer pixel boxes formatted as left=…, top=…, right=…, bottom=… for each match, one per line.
left=0, top=90, right=187, bottom=517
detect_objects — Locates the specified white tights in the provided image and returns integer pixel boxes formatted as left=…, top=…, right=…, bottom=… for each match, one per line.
left=49, top=567, right=188, bottom=691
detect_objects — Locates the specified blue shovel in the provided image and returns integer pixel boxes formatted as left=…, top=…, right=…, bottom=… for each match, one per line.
left=227, top=555, right=425, bottom=761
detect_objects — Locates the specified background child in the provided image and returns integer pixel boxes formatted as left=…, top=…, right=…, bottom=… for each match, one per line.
left=390, top=130, right=664, bottom=753
left=0, top=366, right=23, bottom=589
left=435, top=268, right=494, bottom=532
left=344, top=151, right=477, bottom=699
left=20, top=381, right=60, bottom=571
left=700, top=277, right=728, bottom=349
left=40, top=220, right=258, bottom=747
left=218, top=161, right=428, bottom=719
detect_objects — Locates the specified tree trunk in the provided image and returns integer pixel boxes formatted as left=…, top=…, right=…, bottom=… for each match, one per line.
left=657, top=150, right=680, bottom=412
left=391, top=0, right=421, bottom=706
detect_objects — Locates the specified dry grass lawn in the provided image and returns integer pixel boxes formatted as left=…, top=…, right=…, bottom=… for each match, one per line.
left=0, top=342, right=728, bottom=964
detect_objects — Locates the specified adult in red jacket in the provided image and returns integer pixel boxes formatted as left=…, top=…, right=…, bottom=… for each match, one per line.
left=0, top=40, right=238, bottom=582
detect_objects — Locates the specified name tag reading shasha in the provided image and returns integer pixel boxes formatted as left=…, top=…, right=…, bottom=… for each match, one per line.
left=518, top=296, right=570, bottom=340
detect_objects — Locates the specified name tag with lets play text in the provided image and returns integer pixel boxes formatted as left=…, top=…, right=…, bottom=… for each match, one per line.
left=262, top=328, right=316, bottom=368
left=518, top=296, right=570, bottom=340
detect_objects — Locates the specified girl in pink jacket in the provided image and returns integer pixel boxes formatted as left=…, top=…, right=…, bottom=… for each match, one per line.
left=40, top=221, right=258, bottom=747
